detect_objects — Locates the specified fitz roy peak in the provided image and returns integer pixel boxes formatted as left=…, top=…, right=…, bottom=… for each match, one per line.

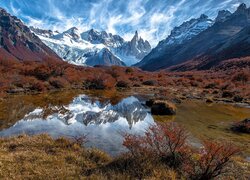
left=32, top=27, right=151, bottom=66
left=118, top=31, right=151, bottom=63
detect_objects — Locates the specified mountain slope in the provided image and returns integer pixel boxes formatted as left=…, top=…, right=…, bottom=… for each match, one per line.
left=85, top=48, right=125, bottom=66
left=169, top=25, right=250, bottom=71
left=137, top=3, right=250, bottom=71
left=0, top=8, right=60, bottom=62
left=135, top=14, right=214, bottom=70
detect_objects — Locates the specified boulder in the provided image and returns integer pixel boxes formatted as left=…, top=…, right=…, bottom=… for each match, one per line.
left=233, top=95, right=243, bottom=102
left=151, top=100, right=177, bottom=115
left=222, top=91, right=234, bottom=98
left=172, top=98, right=182, bottom=104
left=145, top=99, right=155, bottom=107
left=231, top=118, right=250, bottom=134
left=206, top=97, right=214, bottom=103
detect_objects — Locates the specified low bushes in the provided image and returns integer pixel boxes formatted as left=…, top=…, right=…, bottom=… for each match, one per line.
left=123, top=122, right=240, bottom=179
left=116, top=80, right=130, bottom=88
left=0, top=58, right=249, bottom=102
left=142, top=80, right=158, bottom=86
left=187, top=141, right=240, bottom=179
left=49, top=77, right=69, bottom=89
left=84, top=75, right=116, bottom=90
left=123, top=123, right=188, bottom=167
left=232, top=71, right=249, bottom=85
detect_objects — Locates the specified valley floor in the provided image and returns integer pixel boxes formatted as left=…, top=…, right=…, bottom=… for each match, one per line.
left=0, top=59, right=249, bottom=179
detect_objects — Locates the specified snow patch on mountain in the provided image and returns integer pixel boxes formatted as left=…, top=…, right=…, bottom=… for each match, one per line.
left=37, top=34, right=106, bottom=65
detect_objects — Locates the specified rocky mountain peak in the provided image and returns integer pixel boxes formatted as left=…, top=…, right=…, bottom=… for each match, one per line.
left=119, top=31, right=151, bottom=61
left=66, top=27, right=79, bottom=33
left=131, top=31, right=139, bottom=46
left=63, top=27, right=81, bottom=41
left=199, top=14, right=209, bottom=20
left=235, top=3, right=250, bottom=15
left=134, top=31, right=139, bottom=38
left=0, top=7, right=5, bottom=14
left=81, top=29, right=125, bottom=47
left=215, top=10, right=232, bottom=22
left=136, top=3, right=250, bottom=71
left=237, top=3, right=247, bottom=11
left=30, top=26, right=54, bottom=38
left=31, top=25, right=151, bottom=66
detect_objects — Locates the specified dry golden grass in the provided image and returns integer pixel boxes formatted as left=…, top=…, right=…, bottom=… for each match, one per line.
left=0, top=134, right=177, bottom=179
left=0, top=134, right=109, bottom=179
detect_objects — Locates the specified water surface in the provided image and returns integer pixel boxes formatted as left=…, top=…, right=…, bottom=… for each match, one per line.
left=0, top=94, right=154, bottom=155
left=0, top=91, right=249, bottom=156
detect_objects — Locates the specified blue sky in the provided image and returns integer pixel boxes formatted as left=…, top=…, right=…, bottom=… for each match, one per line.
left=1, top=0, right=249, bottom=46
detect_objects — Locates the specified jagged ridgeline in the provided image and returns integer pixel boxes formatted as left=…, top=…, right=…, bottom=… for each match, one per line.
left=30, top=27, right=151, bottom=66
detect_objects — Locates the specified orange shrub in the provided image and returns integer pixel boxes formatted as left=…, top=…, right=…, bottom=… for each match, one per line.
left=123, top=123, right=189, bottom=167
left=187, top=141, right=240, bottom=179
left=49, top=77, right=69, bottom=89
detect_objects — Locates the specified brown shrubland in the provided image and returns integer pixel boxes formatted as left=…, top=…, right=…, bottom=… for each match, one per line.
left=0, top=123, right=242, bottom=179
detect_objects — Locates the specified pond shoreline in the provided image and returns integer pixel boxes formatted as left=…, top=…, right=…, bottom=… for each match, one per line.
left=2, top=86, right=250, bottom=106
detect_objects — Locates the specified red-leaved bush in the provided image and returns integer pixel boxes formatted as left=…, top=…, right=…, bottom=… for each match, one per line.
left=123, top=123, right=189, bottom=167
left=123, top=123, right=240, bottom=179
left=187, top=141, right=240, bottom=179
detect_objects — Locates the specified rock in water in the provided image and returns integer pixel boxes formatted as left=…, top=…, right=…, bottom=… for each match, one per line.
left=151, top=100, right=177, bottom=115
left=231, top=118, right=250, bottom=134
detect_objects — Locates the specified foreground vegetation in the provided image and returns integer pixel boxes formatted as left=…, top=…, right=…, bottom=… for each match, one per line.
left=0, top=123, right=248, bottom=179
left=0, top=58, right=249, bottom=105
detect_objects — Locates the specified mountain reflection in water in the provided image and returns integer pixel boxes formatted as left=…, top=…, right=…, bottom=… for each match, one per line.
left=0, top=95, right=154, bottom=155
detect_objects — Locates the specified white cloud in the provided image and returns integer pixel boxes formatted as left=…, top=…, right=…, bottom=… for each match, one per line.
left=9, top=1, right=21, bottom=15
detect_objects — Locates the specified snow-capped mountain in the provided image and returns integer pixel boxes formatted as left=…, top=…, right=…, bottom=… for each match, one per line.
left=159, top=14, right=214, bottom=47
left=31, top=27, right=151, bottom=66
